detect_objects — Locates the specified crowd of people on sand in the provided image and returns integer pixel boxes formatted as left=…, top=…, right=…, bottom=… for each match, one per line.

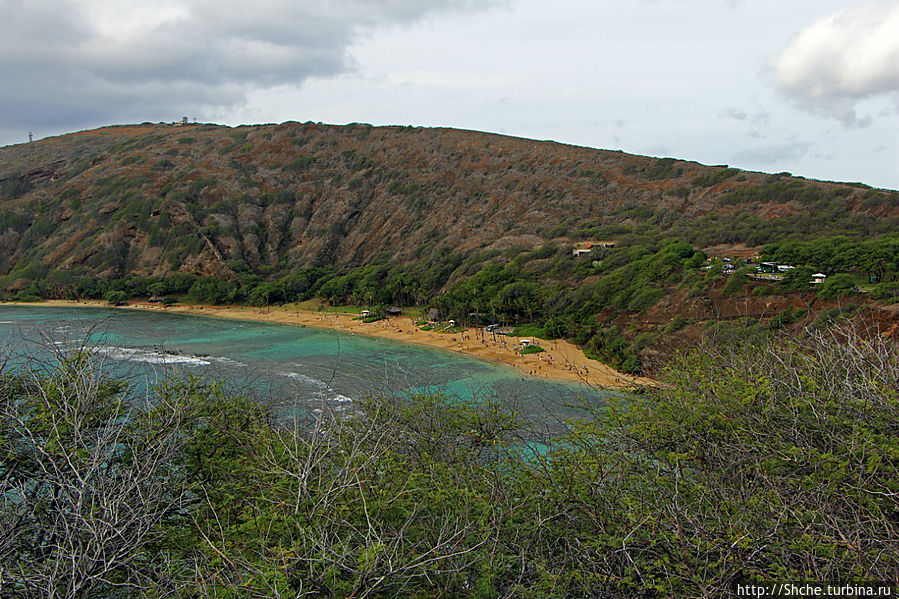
left=125, top=301, right=633, bottom=386
left=344, top=315, right=601, bottom=383
left=167, top=302, right=620, bottom=384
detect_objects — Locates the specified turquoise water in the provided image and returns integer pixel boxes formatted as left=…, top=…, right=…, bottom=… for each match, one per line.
left=0, top=305, right=614, bottom=427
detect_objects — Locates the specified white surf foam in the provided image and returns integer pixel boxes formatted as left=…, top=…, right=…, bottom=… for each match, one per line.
left=278, top=371, right=354, bottom=404
left=279, top=371, right=328, bottom=388
left=99, top=346, right=211, bottom=366
left=212, top=356, right=246, bottom=367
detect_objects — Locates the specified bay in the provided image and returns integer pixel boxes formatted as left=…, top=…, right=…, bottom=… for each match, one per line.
left=0, top=305, right=615, bottom=428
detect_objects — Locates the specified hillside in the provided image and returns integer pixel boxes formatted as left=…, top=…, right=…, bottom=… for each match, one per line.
left=2, top=122, right=898, bottom=374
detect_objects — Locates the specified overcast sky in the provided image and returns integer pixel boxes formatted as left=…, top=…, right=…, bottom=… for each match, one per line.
left=2, top=0, right=897, bottom=189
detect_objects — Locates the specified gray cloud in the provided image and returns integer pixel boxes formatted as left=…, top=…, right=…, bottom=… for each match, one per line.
left=645, top=145, right=672, bottom=157
left=771, top=2, right=899, bottom=127
left=720, top=107, right=770, bottom=125
left=720, top=107, right=748, bottom=121
left=731, top=141, right=812, bottom=165
left=0, top=0, right=500, bottom=138
left=720, top=106, right=771, bottom=141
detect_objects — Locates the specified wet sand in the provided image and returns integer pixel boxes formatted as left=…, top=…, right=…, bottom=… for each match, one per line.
left=5, top=300, right=656, bottom=389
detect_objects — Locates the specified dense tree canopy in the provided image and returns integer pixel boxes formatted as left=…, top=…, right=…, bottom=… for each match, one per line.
left=762, top=234, right=899, bottom=283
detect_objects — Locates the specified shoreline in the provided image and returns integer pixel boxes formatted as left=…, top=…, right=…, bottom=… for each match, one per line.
left=1, top=300, right=656, bottom=390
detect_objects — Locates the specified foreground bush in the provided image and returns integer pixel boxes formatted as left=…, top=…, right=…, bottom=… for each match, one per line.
left=567, top=328, right=899, bottom=595
left=2, top=328, right=897, bottom=597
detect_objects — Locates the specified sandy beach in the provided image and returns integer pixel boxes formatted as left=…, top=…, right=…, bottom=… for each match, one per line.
left=4, top=300, right=656, bottom=390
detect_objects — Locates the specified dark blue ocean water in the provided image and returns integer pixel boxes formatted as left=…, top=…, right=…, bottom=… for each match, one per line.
left=0, top=305, right=614, bottom=426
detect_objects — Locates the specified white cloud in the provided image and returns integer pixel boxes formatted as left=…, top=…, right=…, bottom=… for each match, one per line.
left=772, top=2, right=899, bottom=126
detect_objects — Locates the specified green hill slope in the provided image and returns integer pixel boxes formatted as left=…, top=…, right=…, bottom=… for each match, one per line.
left=2, top=121, right=898, bottom=374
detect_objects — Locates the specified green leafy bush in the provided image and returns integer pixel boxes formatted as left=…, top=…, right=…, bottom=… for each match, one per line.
left=512, top=323, right=550, bottom=339
left=519, top=344, right=545, bottom=354
left=104, top=290, right=128, bottom=305
left=626, top=287, right=663, bottom=312
left=5, top=329, right=897, bottom=597
left=870, top=282, right=899, bottom=302
left=816, top=273, right=858, bottom=300
left=691, top=167, right=739, bottom=187
left=777, top=266, right=815, bottom=291
left=722, top=267, right=753, bottom=295
left=664, top=314, right=687, bottom=334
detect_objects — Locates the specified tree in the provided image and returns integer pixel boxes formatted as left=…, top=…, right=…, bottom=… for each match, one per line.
left=816, top=273, right=858, bottom=300
left=104, top=289, right=128, bottom=305
left=722, top=267, right=753, bottom=295
left=0, top=352, right=198, bottom=596
left=554, top=327, right=899, bottom=595
left=248, top=281, right=283, bottom=306
left=187, top=276, right=239, bottom=305
left=777, top=265, right=815, bottom=292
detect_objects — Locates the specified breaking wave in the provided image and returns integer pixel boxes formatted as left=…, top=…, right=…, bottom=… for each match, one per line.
left=279, top=371, right=353, bottom=403
left=97, top=346, right=248, bottom=369
left=98, top=346, right=212, bottom=365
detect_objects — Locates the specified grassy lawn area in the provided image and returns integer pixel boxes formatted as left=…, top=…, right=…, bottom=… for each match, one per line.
left=294, top=300, right=427, bottom=318
left=294, top=299, right=363, bottom=314
left=512, top=323, right=554, bottom=340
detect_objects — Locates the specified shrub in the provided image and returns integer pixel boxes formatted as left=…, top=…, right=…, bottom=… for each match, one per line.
left=512, top=323, right=550, bottom=339
left=777, top=266, right=815, bottom=292
left=626, top=287, right=664, bottom=312
left=869, top=282, right=899, bottom=302
left=722, top=267, right=753, bottom=296
left=704, top=263, right=725, bottom=281
left=104, top=290, right=128, bottom=305
left=5, top=329, right=896, bottom=597
left=816, top=273, right=858, bottom=300
left=519, top=344, right=545, bottom=355
left=768, top=307, right=808, bottom=329
left=13, top=291, right=42, bottom=302
left=287, top=155, right=317, bottom=172
left=691, top=167, right=739, bottom=187
left=664, top=314, right=687, bottom=334
left=187, top=276, right=240, bottom=305
left=598, top=329, right=899, bottom=590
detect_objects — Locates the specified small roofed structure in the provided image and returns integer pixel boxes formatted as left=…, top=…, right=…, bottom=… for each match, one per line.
left=573, top=240, right=616, bottom=257
left=386, top=307, right=402, bottom=317
left=519, top=339, right=532, bottom=347
left=811, top=273, right=827, bottom=284
left=361, top=309, right=371, bottom=317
